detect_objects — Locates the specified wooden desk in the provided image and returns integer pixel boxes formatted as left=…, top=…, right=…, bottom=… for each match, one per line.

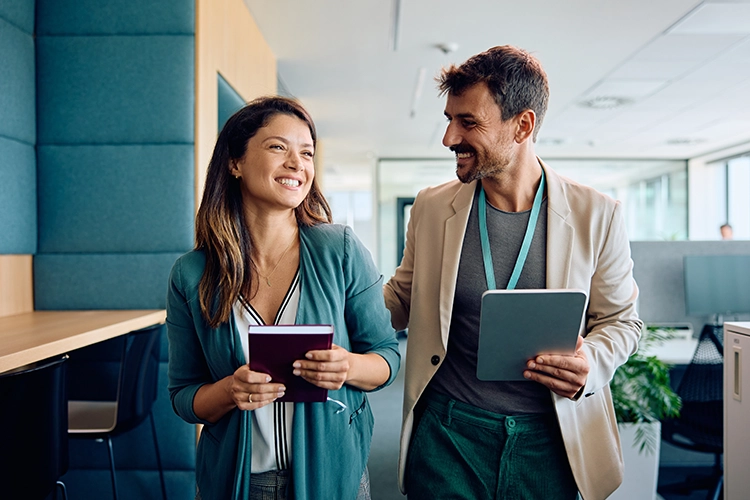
left=0, top=309, right=167, bottom=373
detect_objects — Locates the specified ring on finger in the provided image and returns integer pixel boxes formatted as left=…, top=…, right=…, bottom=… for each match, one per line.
left=248, top=393, right=252, bottom=403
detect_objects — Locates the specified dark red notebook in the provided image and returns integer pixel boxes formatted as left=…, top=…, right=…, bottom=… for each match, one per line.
left=248, top=324, right=334, bottom=402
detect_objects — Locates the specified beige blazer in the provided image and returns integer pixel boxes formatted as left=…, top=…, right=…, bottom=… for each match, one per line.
left=384, top=160, right=643, bottom=500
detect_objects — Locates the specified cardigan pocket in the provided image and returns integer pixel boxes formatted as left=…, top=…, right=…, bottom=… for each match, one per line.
left=349, top=394, right=368, bottom=426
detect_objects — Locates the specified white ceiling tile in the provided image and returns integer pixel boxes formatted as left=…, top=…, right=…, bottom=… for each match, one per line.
left=609, top=59, right=700, bottom=80
left=692, top=118, right=750, bottom=138
left=646, top=79, right=734, bottom=109
left=669, top=3, right=750, bottom=34
left=583, top=79, right=668, bottom=100
left=719, top=37, right=750, bottom=60
left=635, top=33, right=744, bottom=61
left=680, top=57, right=750, bottom=83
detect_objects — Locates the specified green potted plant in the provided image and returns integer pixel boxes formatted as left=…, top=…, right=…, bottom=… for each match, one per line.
left=608, top=325, right=683, bottom=499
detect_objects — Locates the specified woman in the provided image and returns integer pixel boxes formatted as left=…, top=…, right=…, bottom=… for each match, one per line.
left=166, top=96, right=401, bottom=500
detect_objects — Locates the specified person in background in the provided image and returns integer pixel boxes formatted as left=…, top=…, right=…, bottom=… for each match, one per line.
left=721, top=223, right=734, bottom=240
left=167, top=96, right=400, bottom=500
left=384, top=46, right=642, bottom=500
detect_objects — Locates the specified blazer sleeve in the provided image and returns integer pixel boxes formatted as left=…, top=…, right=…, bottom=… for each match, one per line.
left=383, top=189, right=422, bottom=331
left=343, top=226, right=402, bottom=390
left=579, top=200, right=643, bottom=398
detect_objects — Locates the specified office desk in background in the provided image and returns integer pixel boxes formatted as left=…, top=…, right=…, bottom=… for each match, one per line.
left=638, top=324, right=698, bottom=365
left=0, top=309, right=167, bottom=374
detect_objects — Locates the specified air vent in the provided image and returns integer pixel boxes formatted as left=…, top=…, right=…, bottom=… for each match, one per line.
left=665, top=138, right=706, bottom=145
left=579, top=96, right=633, bottom=110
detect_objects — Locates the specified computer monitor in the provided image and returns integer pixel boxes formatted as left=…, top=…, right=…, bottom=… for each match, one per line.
left=683, top=255, right=750, bottom=318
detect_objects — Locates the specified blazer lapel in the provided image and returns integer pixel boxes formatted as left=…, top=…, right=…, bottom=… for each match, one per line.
left=439, top=182, right=476, bottom=347
left=541, top=159, right=575, bottom=289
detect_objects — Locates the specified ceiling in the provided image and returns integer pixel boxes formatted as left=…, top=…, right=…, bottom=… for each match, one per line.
left=244, top=0, right=750, bottom=181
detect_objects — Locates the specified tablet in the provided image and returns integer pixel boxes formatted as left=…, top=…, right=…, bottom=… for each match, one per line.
left=476, top=289, right=587, bottom=381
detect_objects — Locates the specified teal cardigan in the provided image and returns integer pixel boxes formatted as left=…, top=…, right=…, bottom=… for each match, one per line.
left=166, top=224, right=401, bottom=500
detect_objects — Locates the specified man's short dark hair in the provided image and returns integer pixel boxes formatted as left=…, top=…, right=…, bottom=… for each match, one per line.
left=437, top=45, right=549, bottom=141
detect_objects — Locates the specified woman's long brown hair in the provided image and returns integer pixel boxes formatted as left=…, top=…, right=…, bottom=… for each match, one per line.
left=195, top=96, right=332, bottom=328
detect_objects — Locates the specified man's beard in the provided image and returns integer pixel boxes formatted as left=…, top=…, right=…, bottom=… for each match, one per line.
left=453, top=144, right=508, bottom=184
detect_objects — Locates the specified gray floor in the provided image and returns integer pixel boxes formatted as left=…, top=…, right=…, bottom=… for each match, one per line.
left=367, top=337, right=407, bottom=500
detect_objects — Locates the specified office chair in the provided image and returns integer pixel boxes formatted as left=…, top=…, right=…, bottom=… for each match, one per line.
left=68, top=324, right=167, bottom=500
left=0, top=355, right=69, bottom=500
left=659, top=324, right=724, bottom=500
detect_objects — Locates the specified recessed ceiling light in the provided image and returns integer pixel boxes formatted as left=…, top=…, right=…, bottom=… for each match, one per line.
left=435, top=42, right=459, bottom=54
left=578, top=96, right=633, bottom=110
left=537, top=137, right=569, bottom=146
left=665, top=138, right=706, bottom=145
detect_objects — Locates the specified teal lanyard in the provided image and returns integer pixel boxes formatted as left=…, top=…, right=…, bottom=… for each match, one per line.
left=478, top=169, right=546, bottom=290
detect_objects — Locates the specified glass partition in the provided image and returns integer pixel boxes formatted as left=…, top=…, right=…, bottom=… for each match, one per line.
left=696, top=154, right=750, bottom=240
left=377, top=158, right=688, bottom=278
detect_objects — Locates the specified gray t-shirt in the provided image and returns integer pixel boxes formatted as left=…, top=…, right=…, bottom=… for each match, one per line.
left=428, top=186, right=554, bottom=415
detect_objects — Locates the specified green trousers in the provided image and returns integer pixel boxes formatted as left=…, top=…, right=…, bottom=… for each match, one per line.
left=405, top=390, right=578, bottom=500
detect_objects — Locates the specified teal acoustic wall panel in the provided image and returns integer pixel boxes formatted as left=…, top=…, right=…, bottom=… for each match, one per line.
left=36, top=37, right=194, bottom=145
left=0, top=7, right=36, bottom=254
left=0, top=138, right=36, bottom=253
left=218, top=73, right=245, bottom=131
left=34, top=0, right=198, bottom=494
left=35, top=0, right=195, bottom=311
left=34, top=253, right=183, bottom=314
left=37, top=145, right=194, bottom=253
left=0, top=16, right=35, bottom=143
left=36, top=0, right=194, bottom=35
left=0, top=0, right=34, bottom=34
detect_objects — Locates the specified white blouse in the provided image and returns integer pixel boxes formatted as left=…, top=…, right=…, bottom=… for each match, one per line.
left=233, top=271, right=300, bottom=473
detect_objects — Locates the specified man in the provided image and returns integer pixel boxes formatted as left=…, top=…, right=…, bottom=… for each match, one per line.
left=720, top=223, right=733, bottom=240
left=384, top=45, right=642, bottom=500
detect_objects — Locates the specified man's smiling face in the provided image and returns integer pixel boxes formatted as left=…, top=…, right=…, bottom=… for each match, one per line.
left=442, top=81, right=521, bottom=183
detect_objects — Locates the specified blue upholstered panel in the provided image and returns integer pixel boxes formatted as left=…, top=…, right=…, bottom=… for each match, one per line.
left=36, top=36, right=194, bottom=144
left=33, top=253, right=183, bottom=310
left=0, top=17, right=35, bottom=144
left=218, top=73, right=246, bottom=131
left=61, top=469, right=196, bottom=500
left=36, top=0, right=194, bottom=35
left=0, top=0, right=34, bottom=33
left=33, top=0, right=198, bottom=494
left=0, top=137, right=36, bottom=254
left=37, top=145, right=194, bottom=253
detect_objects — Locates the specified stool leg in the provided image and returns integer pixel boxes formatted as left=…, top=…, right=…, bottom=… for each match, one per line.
left=106, top=435, right=119, bottom=500
left=149, top=412, right=168, bottom=500
left=709, top=475, right=723, bottom=500
left=56, top=480, right=68, bottom=500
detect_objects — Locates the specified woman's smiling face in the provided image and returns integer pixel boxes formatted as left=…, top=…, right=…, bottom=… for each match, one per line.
left=230, top=113, right=315, bottom=214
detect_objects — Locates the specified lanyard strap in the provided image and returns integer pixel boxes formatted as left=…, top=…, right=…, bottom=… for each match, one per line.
left=478, top=169, right=546, bottom=290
